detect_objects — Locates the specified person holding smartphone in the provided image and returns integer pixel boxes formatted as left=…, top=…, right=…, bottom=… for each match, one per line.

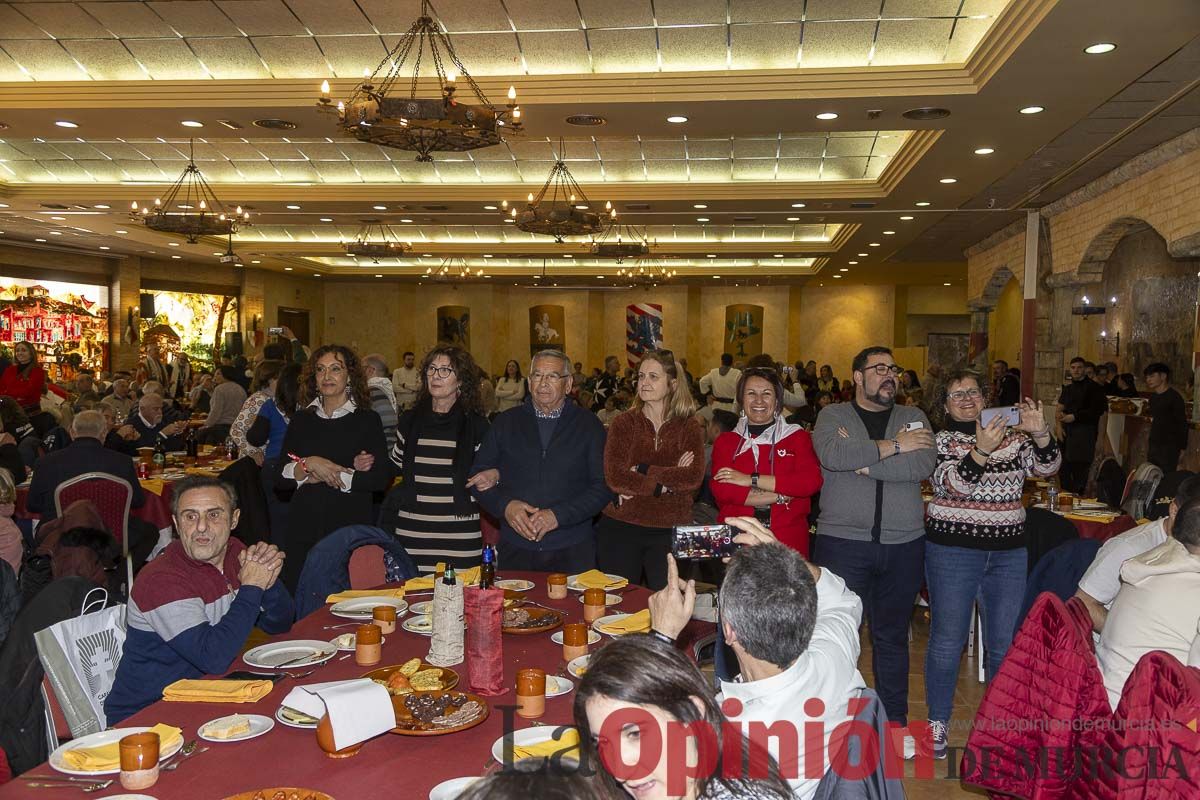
left=923, top=369, right=1060, bottom=759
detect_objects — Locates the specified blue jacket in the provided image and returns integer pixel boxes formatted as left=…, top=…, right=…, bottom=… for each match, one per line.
left=470, top=401, right=612, bottom=553
left=293, top=525, right=418, bottom=620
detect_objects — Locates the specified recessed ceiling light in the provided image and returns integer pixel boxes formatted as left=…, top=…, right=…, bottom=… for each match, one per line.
left=693, top=204, right=707, bottom=209
left=483, top=205, right=497, bottom=210
left=423, top=253, right=432, bottom=257
left=314, top=273, right=321, bottom=277
left=944, top=282, right=952, bottom=286
left=286, top=204, right=301, bottom=210
left=900, top=215, right=914, bottom=220
left=400, top=218, right=414, bottom=223
left=858, top=253, right=869, bottom=257
left=786, top=217, right=800, bottom=222
left=50, top=216, right=65, bottom=221
left=974, top=147, right=995, bottom=155
left=791, top=203, right=806, bottom=208
left=815, top=112, right=838, bottom=121
left=563, top=254, right=573, bottom=258
left=54, top=120, right=78, bottom=128
left=171, top=254, right=181, bottom=259
left=99, top=246, right=110, bottom=250
left=915, top=201, right=931, bottom=207
left=180, top=120, right=203, bottom=128
left=168, top=242, right=179, bottom=246
left=0, top=203, right=7, bottom=208
left=939, top=177, right=957, bottom=184
left=503, top=218, right=514, bottom=223
left=1084, top=42, right=1116, bottom=55
left=319, top=217, right=333, bottom=222
left=483, top=254, right=493, bottom=258
left=1019, top=105, right=1045, bottom=115
left=93, top=204, right=110, bottom=209
left=596, top=275, right=605, bottom=278
left=666, top=115, right=688, bottom=124
left=284, top=267, right=293, bottom=271
left=773, top=254, right=784, bottom=258
left=34, top=238, right=46, bottom=242
left=848, top=261, right=858, bottom=265
left=839, top=268, right=848, bottom=272
left=49, top=231, right=61, bottom=235
left=373, top=205, right=387, bottom=210
left=574, top=204, right=589, bottom=210
left=213, top=252, right=222, bottom=256
left=115, top=229, right=127, bottom=233
left=833, top=274, right=843, bottom=279
left=711, top=275, right=720, bottom=279
left=696, top=217, right=709, bottom=222
left=375, top=274, right=383, bottom=278
left=883, top=230, right=895, bottom=235
left=706, top=254, right=716, bottom=258
left=251, top=260, right=261, bottom=264
left=869, top=242, right=880, bottom=247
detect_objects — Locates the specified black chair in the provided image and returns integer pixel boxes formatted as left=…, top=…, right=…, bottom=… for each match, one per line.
left=1024, top=506, right=1079, bottom=575
left=1095, top=457, right=1126, bottom=510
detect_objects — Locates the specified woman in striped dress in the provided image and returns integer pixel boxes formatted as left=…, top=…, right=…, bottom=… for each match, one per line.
left=387, top=345, right=492, bottom=574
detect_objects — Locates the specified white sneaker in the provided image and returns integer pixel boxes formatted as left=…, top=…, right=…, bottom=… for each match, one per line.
left=902, top=735, right=917, bottom=760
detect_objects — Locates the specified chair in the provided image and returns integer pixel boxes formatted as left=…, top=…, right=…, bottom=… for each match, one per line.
left=1121, top=462, right=1163, bottom=521
left=53, top=473, right=133, bottom=592
left=39, top=676, right=72, bottom=756
left=293, top=525, right=419, bottom=619
left=348, top=544, right=386, bottom=589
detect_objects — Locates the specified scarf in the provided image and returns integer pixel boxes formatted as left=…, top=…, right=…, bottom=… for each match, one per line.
left=731, top=414, right=803, bottom=472
left=396, top=397, right=483, bottom=517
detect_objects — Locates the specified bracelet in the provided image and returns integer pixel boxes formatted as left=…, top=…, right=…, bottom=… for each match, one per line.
left=974, top=447, right=992, bottom=459
left=649, top=629, right=675, bottom=646
left=751, top=472, right=759, bottom=489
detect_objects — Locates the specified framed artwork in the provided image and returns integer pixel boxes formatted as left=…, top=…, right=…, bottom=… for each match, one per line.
left=436, top=305, right=470, bottom=349
left=529, top=304, right=565, bottom=356
left=724, top=304, right=763, bottom=359
left=626, top=303, right=663, bottom=367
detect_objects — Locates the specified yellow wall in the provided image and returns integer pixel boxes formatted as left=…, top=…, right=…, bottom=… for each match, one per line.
left=908, top=285, right=968, bottom=315
left=988, top=277, right=1022, bottom=368
left=263, top=272, right=325, bottom=345
left=795, top=285, right=896, bottom=376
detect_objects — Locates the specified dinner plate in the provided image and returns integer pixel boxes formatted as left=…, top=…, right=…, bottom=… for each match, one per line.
left=501, top=606, right=563, bottom=635
left=275, top=705, right=320, bottom=730
left=551, top=629, right=601, bottom=646
left=243, top=639, right=337, bottom=669
left=430, top=777, right=482, bottom=800
left=389, top=690, right=490, bottom=736
left=567, top=654, right=590, bottom=679
left=49, top=727, right=184, bottom=776
left=329, top=633, right=386, bottom=652
left=491, top=726, right=579, bottom=764
left=566, top=572, right=626, bottom=592
left=198, top=714, right=275, bottom=743
left=592, top=612, right=636, bottom=637
left=409, top=600, right=432, bottom=615
left=495, top=579, right=534, bottom=592
left=545, top=675, right=574, bottom=698
left=402, top=615, right=433, bottom=636
left=364, top=661, right=460, bottom=693
left=330, top=596, right=409, bottom=620
left=577, top=593, right=622, bottom=607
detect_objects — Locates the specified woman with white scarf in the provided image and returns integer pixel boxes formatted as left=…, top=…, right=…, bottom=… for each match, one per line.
left=710, top=366, right=823, bottom=556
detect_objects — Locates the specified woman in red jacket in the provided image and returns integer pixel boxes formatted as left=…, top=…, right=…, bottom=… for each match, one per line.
left=711, top=366, right=823, bottom=556
left=0, top=342, right=46, bottom=414
left=598, top=349, right=705, bottom=590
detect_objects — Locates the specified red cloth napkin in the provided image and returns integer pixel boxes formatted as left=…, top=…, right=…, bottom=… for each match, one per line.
left=464, top=586, right=505, bottom=696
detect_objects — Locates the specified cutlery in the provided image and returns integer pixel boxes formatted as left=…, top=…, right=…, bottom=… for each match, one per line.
left=19, top=777, right=113, bottom=787
left=162, top=745, right=209, bottom=771
left=157, top=739, right=197, bottom=770
left=24, top=781, right=112, bottom=792
left=322, top=623, right=359, bottom=630
left=337, top=653, right=351, bottom=661
left=278, top=669, right=316, bottom=680
left=273, top=651, right=322, bottom=668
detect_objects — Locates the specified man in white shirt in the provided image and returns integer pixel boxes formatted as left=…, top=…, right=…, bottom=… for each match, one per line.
left=649, top=517, right=865, bottom=798
left=1076, top=475, right=1200, bottom=632
left=698, top=353, right=742, bottom=413
left=391, top=351, right=420, bottom=411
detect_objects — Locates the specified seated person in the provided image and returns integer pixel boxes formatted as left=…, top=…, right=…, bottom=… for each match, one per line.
left=649, top=516, right=866, bottom=798
left=1096, top=497, right=1200, bottom=709
left=27, top=410, right=145, bottom=522
left=115, top=393, right=187, bottom=450
left=1076, top=475, right=1200, bottom=632
left=197, top=366, right=248, bottom=445
left=105, top=476, right=293, bottom=723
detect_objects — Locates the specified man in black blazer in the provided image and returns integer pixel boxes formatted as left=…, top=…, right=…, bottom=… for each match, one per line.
left=27, top=410, right=146, bottom=522
left=117, top=393, right=188, bottom=451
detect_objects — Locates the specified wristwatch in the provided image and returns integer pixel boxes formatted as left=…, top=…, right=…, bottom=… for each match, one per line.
left=750, top=472, right=759, bottom=489
left=649, top=630, right=675, bottom=646
left=892, top=439, right=901, bottom=456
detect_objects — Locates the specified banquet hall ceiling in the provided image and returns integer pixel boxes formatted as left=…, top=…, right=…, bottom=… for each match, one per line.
left=0, top=0, right=1197, bottom=288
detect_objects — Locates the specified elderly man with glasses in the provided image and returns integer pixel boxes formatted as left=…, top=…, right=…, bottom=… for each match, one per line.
left=811, top=345, right=936, bottom=759
left=470, top=349, right=612, bottom=572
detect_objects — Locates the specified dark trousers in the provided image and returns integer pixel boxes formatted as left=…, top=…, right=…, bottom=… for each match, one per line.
left=497, top=535, right=596, bottom=574
left=595, top=516, right=672, bottom=591
left=1148, top=444, right=1182, bottom=474
left=1060, top=461, right=1091, bottom=494
left=812, top=534, right=925, bottom=726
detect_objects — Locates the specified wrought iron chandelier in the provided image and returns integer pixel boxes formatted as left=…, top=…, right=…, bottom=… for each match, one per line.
left=316, top=0, right=522, bottom=162
left=424, top=257, right=484, bottom=281
left=511, top=142, right=609, bottom=242
left=591, top=221, right=652, bottom=261
left=618, top=258, right=679, bottom=285
left=344, top=219, right=410, bottom=263
left=130, top=140, right=249, bottom=244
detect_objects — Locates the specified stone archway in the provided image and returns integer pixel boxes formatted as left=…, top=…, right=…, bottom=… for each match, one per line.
left=1075, top=216, right=1154, bottom=280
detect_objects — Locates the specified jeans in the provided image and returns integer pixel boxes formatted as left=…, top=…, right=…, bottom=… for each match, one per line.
left=924, top=541, right=1027, bottom=724
left=812, top=535, right=925, bottom=726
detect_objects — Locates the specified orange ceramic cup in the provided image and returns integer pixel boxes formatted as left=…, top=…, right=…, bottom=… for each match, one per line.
left=547, top=573, right=568, bottom=600
left=355, top=623, right=382, bottom=666
left=372, top=605, right=397, bottom=635
left=582, top=588, right=607, bottom=623
left=562, top=622, right=589, bottom=662
left=316, top=714, right=364, bottom=759
left=516, top=668, right=547, bottom=719
left=118, top=731, right=160, bottom=790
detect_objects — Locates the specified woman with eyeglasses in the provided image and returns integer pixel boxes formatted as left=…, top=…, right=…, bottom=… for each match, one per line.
left=598, top=350, right=704, bottom=590
left=383, top=345, right=491, bottom=575
left=710, top=367, right=822, bottom=556
left=268, top=344, right=393, bottom=590
left=923, top=369, right=1060, bottom=759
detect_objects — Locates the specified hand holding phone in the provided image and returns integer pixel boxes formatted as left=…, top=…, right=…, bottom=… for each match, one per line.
left=980, top=406, right=1021, bottom=429
left=268, top=326, right=284, bottom=336
left=671, top=524, right=740, bottom=560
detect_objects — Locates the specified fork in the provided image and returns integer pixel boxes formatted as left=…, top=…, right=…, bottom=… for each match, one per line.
left=24, top=781, right=112, bottom=791
left=162, top=745, right=209, bottom=771
left=157, top=739, right=197, bottom=770
left=322, top=623, right=360, bottom=630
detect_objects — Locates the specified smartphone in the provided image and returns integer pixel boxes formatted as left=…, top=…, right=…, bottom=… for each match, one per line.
left=268, top=326, right=284, bottom=336
left=672, top=524, right=739, bottom=561
left=980, top=406, right=1021, bottom=428
left=903, top=421, right=925, bottom=432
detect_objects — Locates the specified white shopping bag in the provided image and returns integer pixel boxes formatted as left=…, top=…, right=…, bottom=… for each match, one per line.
left=34, top=588, right=127, bottom=737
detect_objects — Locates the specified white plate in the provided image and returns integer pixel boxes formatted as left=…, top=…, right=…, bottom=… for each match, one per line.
left=550, top=629, right=601, bottom=646
left=429, top=776, right=481, bottom=800
left=545, top=675, right=574, bottom=698
left=243, top=639, right=337, bottom=669
left=275, top=705, right=320, bottom=730
left=495, top=579, right=534, bottom=592
left=491, top=726, right=579, bottom=764
left=409, top=600, right=432, bottom=616
left=329, top=633, right=386, bottom=651
left=50, top=727, right=184, bottom=776
left=402, top=615, right=433, bottom=636
left=198, top=713, right=274, bottom=743
left=566, top=572, right=626, bottom=592
left=567, top=654, right=590, bottom=679
left=592, top=613, right=635, bottom=637
left=329, top=597, right=408, bottom=620
left=577, top=593, right=622, bottom=607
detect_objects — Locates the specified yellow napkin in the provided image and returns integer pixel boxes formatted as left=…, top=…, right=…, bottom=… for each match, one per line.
left=512, top=728, right=581, bottom=762
left=139, top=478, right=166, bottom=496
left=575, top=569, right=629, bottom=590
left=404, top=566, right=481, bottom=591
left=326, top=588, right=407, bottom=604
left=162, top=679, right=274, bottom=703
left=601, top=609, right=651, bottom=635
left=184, top=467, right=219, bottom=477
left=1065, top=513, right=1118, bottom=523
left=61, top=724, right=182, bottom=772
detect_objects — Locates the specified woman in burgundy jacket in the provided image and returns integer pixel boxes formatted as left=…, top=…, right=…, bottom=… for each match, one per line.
left=598, top=349, right=705, bottom=590
left=711, top=366, right=823, bottom=556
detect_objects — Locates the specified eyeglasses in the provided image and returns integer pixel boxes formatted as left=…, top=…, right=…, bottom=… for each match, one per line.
left=529, top=372, right=566, bottom=384
left=425, top=366, right=456, bottom=379
left=948, top=388, right=983, bottom=402
left=860, top=364, right=903, bottom=377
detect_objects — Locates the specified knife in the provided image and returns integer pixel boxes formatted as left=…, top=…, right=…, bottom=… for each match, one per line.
left=273, top=651, right=322, bottom=668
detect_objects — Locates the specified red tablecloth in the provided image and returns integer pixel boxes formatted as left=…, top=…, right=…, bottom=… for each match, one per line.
left=0, top=571, right=651, bottom=799
left=1063, top=512, right=1138, bottom=541
left=14, top=482, right=175, bottom=534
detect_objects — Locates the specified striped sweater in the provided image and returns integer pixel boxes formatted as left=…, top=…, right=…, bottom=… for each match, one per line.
left=926, top=424, right=1062, bottom=550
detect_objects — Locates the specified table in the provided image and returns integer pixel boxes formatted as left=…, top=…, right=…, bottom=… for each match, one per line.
left=0, top=571, right=651, bottom=799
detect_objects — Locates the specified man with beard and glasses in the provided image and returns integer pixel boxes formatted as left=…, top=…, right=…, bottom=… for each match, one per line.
left=811, top=345, right=936, bottom=758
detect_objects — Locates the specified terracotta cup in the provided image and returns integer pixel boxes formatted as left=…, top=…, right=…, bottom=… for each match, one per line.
left=316, top=714, right=363, bottom=759
left=562, top=622, right=589, bottom=662
left=582, top=588, right=607, bottom=623
left=516, top=668, right=547, bottom=719
left=372, top=605, right=397, bottom=635
left=547, top=573, right=568, bottom=600
left=355, top=623, right=382, bottom=667
left=118, top=731, right=160, bottom=790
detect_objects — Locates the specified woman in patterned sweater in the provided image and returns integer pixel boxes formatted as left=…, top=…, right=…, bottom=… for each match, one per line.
left=924, top=369, right=1061, bottom=758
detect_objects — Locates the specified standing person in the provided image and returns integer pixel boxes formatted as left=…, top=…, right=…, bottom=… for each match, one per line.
left=231, top=359, right=284, bottom=465
left=197, top=365, right=248, bottom=444
left=591, top=355, right=621, bottom=411
left=478, top=367, right=497, bottom=417
left=470, top=350, right=611, bottom=573
left=816, top=364, right=839, bottom=394
left=1057, top=356, right=1108, bottom=493
left=246, top=363, right=302, bottom=548
left=391, top=351, right=421, bottom=412
left=166, top=352, right=191, bottom=402
left=139, top=339, right=170, bottom=389
left=698, top=354, right=742, bottom=413
left=362, top=353, right=399, bottom=451
left=678, top=356, right=700, bottom=403
left=1144, top=362, right=1188, bottom=472
left=710, top=367, right=823, bottom=556
left=597, top=350, right=704, bottom=590
left=386, top=345, right=491, bottom=575
left=992, top=360, right=1020, bottom=407
left=924, top=371, right=1060, bottom=758
left=495, top=360, right=527, bottom=413
left=268, top=345, right=392, bottom=590
left=811, top=345, right=936, bottom=749
left=0, top=341, right=47, bottom=419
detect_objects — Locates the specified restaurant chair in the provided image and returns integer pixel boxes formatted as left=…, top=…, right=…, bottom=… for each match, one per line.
left=1017, top=538, right=1101, bottom=630
left=293, top=525, right=418, bottom=619
left=348, top=544, right=386, bottom=589
left=53, top=473, right=133, bottom=593
left=1121, top=462, right=1163, bottom=521
left=1111, top=651, right=1200, bottom=799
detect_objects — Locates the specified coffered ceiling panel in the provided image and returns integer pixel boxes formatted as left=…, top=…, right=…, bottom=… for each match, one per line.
left=81, top=1, right=177, bottom=38
left=14, top=2, right=110, bottom=38
left=146, top=1, right=241, bottom=37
